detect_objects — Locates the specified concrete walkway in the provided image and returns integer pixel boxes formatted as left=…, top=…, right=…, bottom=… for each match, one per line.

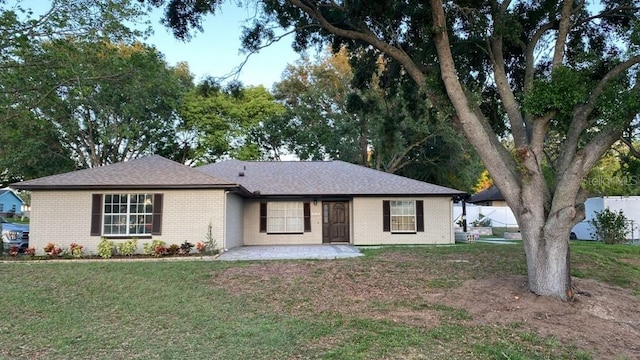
left=216, top=244, right=364, bottom=261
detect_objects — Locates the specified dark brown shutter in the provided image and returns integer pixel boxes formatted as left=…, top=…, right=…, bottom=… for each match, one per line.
left=151, top=194, right=163, bottom=235
left=303, top=202, right=311, bottom=232
left=383, top=200, right=390, bottom=232
left=416, top=200, right=424, bottom=232
left=90, top=194, right=102, bottom=236
left=259, top=203, right=267, bottom=232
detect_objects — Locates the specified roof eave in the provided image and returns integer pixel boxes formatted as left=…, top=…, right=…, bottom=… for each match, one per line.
left=12, top=184, right=241, bottom=191
left=249, top=192, right=468, bottom=198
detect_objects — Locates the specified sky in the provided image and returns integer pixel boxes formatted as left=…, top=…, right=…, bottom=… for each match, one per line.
left=146, top=4, right=302, bottom=89
left=18, top=1, right=303, bottom=90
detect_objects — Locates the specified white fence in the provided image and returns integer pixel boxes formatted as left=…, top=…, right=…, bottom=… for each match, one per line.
left=453, top=203, right=518, bottom=227
left=453, top=198, right=640, bottom=241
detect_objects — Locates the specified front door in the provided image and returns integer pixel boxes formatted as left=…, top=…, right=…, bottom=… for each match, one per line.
left=322, top=201, right=350, bottom=243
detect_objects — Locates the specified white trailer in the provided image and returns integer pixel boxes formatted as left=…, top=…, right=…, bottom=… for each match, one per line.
left=571, top=196, right=640, bottom=241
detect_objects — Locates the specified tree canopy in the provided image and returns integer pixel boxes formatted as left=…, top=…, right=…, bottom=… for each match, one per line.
left=272, top=47, right=483, bottom=190
left=180, top=79, right=286, bottom=163
left=0, top=0, right=192, bottom=183
left=148, top=0, right=640, bottom=299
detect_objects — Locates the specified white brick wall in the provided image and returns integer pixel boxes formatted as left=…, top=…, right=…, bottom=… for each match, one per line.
left=29, top=189, right=226, bottom=255
left=352, top=197, right=454, bottom=245
left=28, top=191, right=454, bottom=254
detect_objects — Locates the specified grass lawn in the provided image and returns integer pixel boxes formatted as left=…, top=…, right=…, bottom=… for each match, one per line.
left=1, top=242, right=638, bottom=359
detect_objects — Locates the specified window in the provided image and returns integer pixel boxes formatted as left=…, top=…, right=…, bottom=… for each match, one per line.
left=268, top=202, right=303, bottom=233
left=91, top=194, right=163, bottom=236
left=383, top=200, right=424, bottom=233
left=0, top=204, right=3, bottom=212
left=260, top=202, right=311, bottom=233
left=390, top=200, right=416, bottom=232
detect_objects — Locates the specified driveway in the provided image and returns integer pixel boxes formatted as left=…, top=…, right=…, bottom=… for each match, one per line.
left=216, top=244, right=364, bottom=261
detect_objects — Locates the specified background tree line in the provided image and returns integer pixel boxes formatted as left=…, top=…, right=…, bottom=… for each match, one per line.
left=0, top=0, right=484, bottom=192
left=1, top=0, right=638, bottom=198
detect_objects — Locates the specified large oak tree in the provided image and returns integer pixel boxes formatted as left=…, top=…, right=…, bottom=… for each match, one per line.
left=149, top=0, right=640, bottom=299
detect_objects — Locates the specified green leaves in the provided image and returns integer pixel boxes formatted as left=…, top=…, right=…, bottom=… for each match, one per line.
left=524, top=67, right=590, bottom=118
left=589, top=208, right=630, bottom=244
left=180, top=82, right=286, bottom=162
left=0, top=38, right=189, bottom=174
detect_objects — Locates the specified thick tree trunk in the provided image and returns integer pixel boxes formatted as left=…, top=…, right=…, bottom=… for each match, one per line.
left=519, top=214, right=572, bottom=299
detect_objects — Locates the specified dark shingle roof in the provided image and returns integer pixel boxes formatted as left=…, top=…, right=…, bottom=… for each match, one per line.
left=468, top=185, right=504, bottom=203
left=13, top=155, right=236, bottom=190
left=197, top=159, right=465, bottom=196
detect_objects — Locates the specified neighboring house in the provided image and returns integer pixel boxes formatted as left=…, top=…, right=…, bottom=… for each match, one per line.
left=0, top=188, right=25, bottom=217
left=467, top=186, right=508, bottom=207
left=13, top=156, right=466, bottom=255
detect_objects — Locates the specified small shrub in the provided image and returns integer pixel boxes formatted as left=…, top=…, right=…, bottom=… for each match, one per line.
left=167, top=244, right=180, bottom=255
left=69, top=243, right=84, bottom=258
left=43, top=243, right=63, bottom=257
left=8, top=246, right=19, bottom=257
left=25, top=247, right=36, bottom=257
left=154, top=244, right=168, bottom=257
left=179, top=241, right=194, bottom=255
left=204, top=220, right=219, bottom=255
left=117, top=238, right=138, bottom=257
left=97, top=237, right=116, bottom=258
left=195, top=241, right=207, bottom=254
left=589, top=208, right=630, bottom=244
left=143, top=240, right=167, bottom=257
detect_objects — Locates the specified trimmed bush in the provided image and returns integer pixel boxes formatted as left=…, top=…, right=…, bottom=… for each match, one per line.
left=97, top=237, right=116, bottom=258
left=117, top=238, right=138, bottom=257
left=589, top=208, right=630, bottom=244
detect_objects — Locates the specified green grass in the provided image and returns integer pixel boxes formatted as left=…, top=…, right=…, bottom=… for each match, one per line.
left=571, top=241, right=640, bottom=292
left=1, top=242, right=637, bottom=359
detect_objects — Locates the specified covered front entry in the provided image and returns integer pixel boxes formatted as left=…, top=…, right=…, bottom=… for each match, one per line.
left=322, top=201, right=350, bottom=243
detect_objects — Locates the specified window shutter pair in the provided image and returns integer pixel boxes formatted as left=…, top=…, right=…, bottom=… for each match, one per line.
left=90, top=194, right=163, bottom=236
left=382, top=200, right=424, bottom=232
left=259, top=202, right=311, bottom=232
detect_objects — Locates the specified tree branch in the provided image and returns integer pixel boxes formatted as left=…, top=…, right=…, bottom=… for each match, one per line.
left=430, top=0, right=521, bottom=210
left=552, top=0, right=576, bottom=68
left=489, top=20, right=527, bottom=148
left=287, top=0, right=431, bottom=96
left=214, top=26, right=310, bottom=83
left=619, top=136, right=640, bottom=158
left=557, top=55, right=640, bottom=177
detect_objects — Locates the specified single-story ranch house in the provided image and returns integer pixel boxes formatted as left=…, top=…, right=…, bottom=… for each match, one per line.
left=14, top=155, right=466, bottom=255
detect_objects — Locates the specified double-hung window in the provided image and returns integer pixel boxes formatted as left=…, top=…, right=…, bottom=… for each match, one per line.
left=390, top=200, right=416, bottom=232
left=260, top=202, right=311, bottom=233
left=383, top=200, right=424, bottom=233
left=92, top=194, right=162, bottom=237
left=267, top=202, right=304, bottom=233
